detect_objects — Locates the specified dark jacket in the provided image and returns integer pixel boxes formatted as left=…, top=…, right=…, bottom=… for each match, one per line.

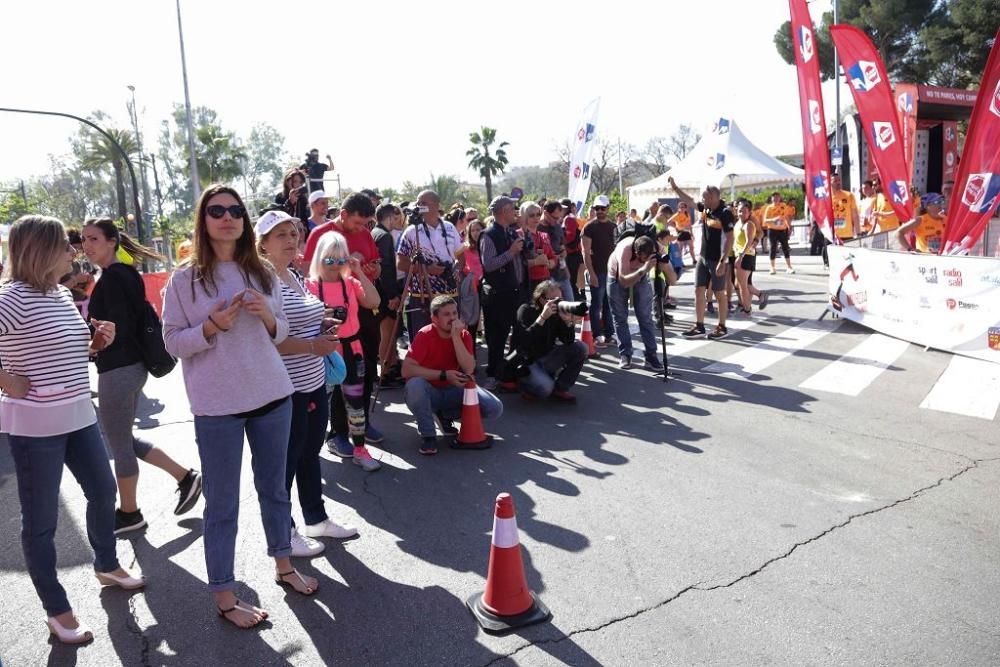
left=515, top=302, right=575, bottom=361
left=88, top=263, right=146, bottom=374
left=371, top=223, right=401, bottom=304
left=480, top=223, right=519, bottom=292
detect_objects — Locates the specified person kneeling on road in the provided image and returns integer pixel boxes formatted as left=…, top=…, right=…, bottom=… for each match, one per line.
left=511, top=281, right=588, bottom=402
left=402, top=295, right=503, bottom=455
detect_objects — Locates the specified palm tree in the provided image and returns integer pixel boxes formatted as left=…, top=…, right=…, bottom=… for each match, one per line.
left=428, top=174, right=463, bottom=209
left=79, top=127, right=138, bottom=222
left=466, top=127, right=509, bottom=202
left=195, top=125, right=246, bottom=187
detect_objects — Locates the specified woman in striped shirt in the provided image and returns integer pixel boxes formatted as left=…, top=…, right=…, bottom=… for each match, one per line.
left=256, top=210, right=359, bottom=558
left=162, top=185, right=316, bottom=629
left=0, top=215, right=144, bottom=645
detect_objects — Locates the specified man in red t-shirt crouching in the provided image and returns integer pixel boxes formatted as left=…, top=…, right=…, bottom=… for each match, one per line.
left=402, top=295, right=503, bottom=455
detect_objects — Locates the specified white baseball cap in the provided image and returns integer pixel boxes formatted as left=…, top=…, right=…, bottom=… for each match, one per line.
left=308, top=190, right=329, bottom=205
left=593, top=194, right=611, bottom=207
left=255, top=210, right=299, bottom=238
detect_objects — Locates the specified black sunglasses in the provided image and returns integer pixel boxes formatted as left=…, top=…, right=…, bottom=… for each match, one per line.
left=206, top=204, right=246, bottom=219
left=594, top=206, right=608, bottom=211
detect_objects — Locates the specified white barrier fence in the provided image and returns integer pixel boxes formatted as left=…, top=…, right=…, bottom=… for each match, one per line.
left=827, top=245, right=1000, bottom=363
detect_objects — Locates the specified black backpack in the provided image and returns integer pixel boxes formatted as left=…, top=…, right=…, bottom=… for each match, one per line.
left=117, top=264, right=177, bottom=378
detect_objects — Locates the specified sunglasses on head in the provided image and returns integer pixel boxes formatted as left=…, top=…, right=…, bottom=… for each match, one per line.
left=322, top=257, right=349, bottom=266
left=206, top=204, right=246, bottom=219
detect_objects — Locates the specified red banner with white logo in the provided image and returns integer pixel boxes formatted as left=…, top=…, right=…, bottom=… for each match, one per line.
left=831, top=25, right=914, bottom=224
left=894, top=83, right=919, bottom=179
left=788, top=0, right=836, bottom=243
left=941, top=26, right=1000, bottom=255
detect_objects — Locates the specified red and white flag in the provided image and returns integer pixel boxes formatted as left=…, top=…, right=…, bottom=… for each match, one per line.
left=789, top=0, right=836, bottom=242
left=831, top=25, right=914, bottom=225
left=941, top=26, right=1000, bottom=255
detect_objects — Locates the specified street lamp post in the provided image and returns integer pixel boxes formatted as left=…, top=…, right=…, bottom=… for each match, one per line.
left=127, top=85, right=153, bottom=242
left=0, top=106, right=145, bottom=247
left=176, top=0, right=201, bottom=203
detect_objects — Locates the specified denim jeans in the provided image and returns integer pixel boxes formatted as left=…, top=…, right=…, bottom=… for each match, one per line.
left=518, top=341, right=588, bottom=398
left=403, top=378, right=503, bottom=437
left=586, top=271, right=615, bottom=340
left=9, top=423, right=119, bottom=616
left=556, top=276, right=575, bottom=302
left=286, top=387, right=329, bottom=527
left=609, top=277, right=659, bottom=361
left=194, top=398, right=293, bottom=592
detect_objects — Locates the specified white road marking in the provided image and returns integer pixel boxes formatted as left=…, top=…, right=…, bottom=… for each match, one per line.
left=919, top=355, right=1000, bottom=421
left=703, top=320, right=841, bottom=378
left=799, top=334, right=911, bottom=396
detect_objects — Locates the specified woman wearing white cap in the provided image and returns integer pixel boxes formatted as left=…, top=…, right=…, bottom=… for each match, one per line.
left=255, top=210, right=360, bottom=558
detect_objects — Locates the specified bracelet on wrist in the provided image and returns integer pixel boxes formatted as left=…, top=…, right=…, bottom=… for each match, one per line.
left=208, top=314, right=229, bottom=332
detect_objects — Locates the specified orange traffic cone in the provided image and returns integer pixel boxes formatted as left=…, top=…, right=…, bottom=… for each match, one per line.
left=467, top=493, right=551, bottom=633
left=451, top=379, right=492, bottom=450
left=579, top=313, right=598, bottom=358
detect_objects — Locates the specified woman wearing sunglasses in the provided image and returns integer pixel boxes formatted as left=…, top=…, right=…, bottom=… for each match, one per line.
left=1, top=215, right=142, bottom=645
left=162, top=185, right=317, bottom=630
left=305, top=232, right=381, bottom=472
left=255, top=210, right=359, bottom=559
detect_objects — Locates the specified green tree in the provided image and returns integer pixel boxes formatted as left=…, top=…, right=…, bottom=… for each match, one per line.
left=77, top=125, right=138, bottom=222
left=428, top=174, right=464, bottom=208
left=242, top=122, right=288, bottom=195
left=466, top=127, right=509, bottom=202
left=196, top=124, right=245, bottom=187
left=773, top=0, right=940, bottom=82
left=922, top=0, right=1000, bottom=88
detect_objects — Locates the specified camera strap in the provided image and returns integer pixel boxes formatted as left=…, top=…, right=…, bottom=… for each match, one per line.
left=317, top=277, right=349, bottom=308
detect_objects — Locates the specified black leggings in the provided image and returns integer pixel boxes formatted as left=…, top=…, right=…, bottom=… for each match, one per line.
left=768, top=229, right=791, bottom=261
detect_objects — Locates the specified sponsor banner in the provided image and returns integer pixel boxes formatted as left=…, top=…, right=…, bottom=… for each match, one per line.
left=895, top=83, right=919, bottom=179
left=941, top=26, right=1000, bottom=254
left=831, top=25, right=914, bottom=224
left=942, top=121, right=958, bottom=183
left=828, top=245, right=1000, bottom=363
left=568, top=98, right=600, bottom=215
left=788, top=0, right=836, bottom=243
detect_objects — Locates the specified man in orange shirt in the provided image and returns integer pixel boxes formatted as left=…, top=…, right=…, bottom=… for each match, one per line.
left=668, top=202, right=695, bottom=266
left=871, top=179, right=901, bottom=233
left=762, top=192, right=794, bottom=274
left=897, top=193, right=945, bottom=253
left=831, top=173, right=860, bottom=240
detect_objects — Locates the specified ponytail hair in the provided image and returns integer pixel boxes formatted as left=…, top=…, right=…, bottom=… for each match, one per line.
left=83, top=217, right=165, bottom=264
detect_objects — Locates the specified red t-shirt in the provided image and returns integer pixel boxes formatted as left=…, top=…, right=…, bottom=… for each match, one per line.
left=303, top=221, right=380, bottom=280
left=524, top=229, right=555, bottom=282
left=408, top=324, right=474, bottom=388
left=564, top=215, right=581, bottom=254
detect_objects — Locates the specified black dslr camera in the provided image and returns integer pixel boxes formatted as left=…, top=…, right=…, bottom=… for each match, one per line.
left=499, top=350, right=532, bottom=382
left=556, top=300, right=588, bottom=317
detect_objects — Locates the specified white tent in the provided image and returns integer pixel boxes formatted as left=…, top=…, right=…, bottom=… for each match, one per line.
left=628, top=118, right=804, bottom=211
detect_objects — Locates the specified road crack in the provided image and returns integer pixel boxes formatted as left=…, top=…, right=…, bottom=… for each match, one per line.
left=480, top=457, right=998, bottom=666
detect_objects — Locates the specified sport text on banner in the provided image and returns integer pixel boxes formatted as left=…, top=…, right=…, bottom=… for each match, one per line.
left=788, top=0, right=836, bottom=244
left=568, top=98, right=600, bottom=214
left=941, top=26, right=1000, bottom=255
left=831, top=25, right=914, bottom=225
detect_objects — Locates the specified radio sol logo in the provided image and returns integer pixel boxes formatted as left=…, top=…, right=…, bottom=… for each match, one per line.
left=943, top=268, right=963, bottom=287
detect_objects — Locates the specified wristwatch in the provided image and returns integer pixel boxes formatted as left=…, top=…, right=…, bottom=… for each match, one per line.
left=439, top=370, right=447, bottom=382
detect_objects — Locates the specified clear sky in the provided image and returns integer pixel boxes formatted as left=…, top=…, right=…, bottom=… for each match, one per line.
left=0, top=0, right=842, bottom=193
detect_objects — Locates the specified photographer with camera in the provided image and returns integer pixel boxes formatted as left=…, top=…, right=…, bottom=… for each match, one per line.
left=511, top=281, right=588, bottom=402
left=539, top=201, right=573, bottom=299
left=299, top=149, right=334, bottom=194
left=402, top=296, right=503, bottom=455
left=275, top=169, right=310, bottom=225
left=396, top=190, right=462, bottom=342
left=479, top=196, right=525, bottom=388
left=607, top=235, right=670, bottom=371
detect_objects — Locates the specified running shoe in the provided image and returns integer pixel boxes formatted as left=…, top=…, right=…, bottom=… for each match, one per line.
left=419, top=437, right=439, bottom=456
left=352, top=447, right=381, bottom=472
left=682, top=324, right=707, bottom=339
left=434, top=411, right=458, bottom=436
left=114, top=509, right=146, bottom=536
left=303, top=518, right=358, bottom=539
left=290, top=527, right=325, bottom=557
left=365, top=424, right=385, bottom=445
left=618, top=355, right=632, bottom=369
left=174, top=469, right=202, bottom=515
left=706, top=302, right=716, bottom=315
left=326, top=434, right=354, bottom=458
left=707, top=325, right=729, bottom=340
left=759, top=291, right=769, bottom=310
left=644, top=357, right=664, bottom=372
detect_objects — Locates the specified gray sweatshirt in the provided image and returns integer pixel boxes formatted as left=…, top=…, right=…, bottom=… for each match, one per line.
left=162, top=262, right=293, bottom=416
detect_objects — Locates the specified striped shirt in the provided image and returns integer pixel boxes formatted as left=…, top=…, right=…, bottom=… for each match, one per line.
left=0, top=282, right=97, bottom=436
left=278, top=275, right=326, bottom=393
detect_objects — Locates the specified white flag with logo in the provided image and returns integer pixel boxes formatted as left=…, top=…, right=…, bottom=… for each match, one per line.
left=568, top=98, right=600, bottom=213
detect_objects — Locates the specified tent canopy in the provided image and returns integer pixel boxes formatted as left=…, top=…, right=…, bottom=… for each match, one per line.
left=628, top=118, right=803, bottom=209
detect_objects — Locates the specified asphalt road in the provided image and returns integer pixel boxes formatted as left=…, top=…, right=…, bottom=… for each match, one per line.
left=1, top=252, right=997, bottom=667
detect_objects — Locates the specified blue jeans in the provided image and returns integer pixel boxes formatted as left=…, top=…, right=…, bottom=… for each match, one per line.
left=518, top=342, right=588, bottom=398
left=194, top=398, right=293, bottom=592
left=403, top=378, right=503, bottom=437
left=556, top=276, right=575, bottom=302
left=286, top=387, right=329, bottom=527
left=609, top=277, right=659, bottom=361
left=9, top=423, right=119, bottom=616
left=586, top=271, right=615, bottom=339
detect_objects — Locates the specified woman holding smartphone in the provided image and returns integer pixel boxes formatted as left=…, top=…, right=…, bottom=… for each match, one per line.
left=255, top=210, right=359, bottom=557
left=162, top=185, right=316, bottom=630
left=81, top=219, right=202, bottom=535
left=305, top=232, right=382, bottom=472
left=0, top=215, right=144, bottom=645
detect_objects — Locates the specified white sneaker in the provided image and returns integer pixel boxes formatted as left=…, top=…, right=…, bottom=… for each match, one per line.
left=786, top=268, right=795, bottom=274
left=303, top=518, right=358, bottom=539
left=290, top=527, right=325, bottom=557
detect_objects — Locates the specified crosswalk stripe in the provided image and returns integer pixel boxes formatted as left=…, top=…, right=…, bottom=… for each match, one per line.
left=703, top=319, right=841, bottom=378
left=919, top=356, right=1000, bottom=420
left=663, top=313, right=764, bottom=357
left=798, top=333, right=911, bottom=396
